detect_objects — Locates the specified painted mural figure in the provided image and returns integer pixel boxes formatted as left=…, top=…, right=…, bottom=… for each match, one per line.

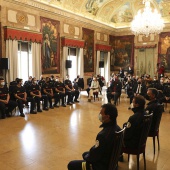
left=43, top=34, right=51, bottom=69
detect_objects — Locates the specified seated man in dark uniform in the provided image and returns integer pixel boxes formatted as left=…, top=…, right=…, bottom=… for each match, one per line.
left=0, top=78, right=17, bottom=119
left=128, top=77, right=147, bottom=109
left=119, top=95, right=147, bottom=161
left=73, top=75, right=84, bottom=91
left=53, top=76, right=66, bottom=107
left=41, top=77, right=55, bottom=109
left=28, top=77, right=48, bottom=112
left=107, top=74, right=122, bottom=105
left=67, top=103, right=121, bottom=170
left=123, top=95, right=146, bottom=148
left=13, top=78, right=36, bottom=117
left=64, top=75, right=79, bottom=105
left=145, top=88, right=163, bottom=134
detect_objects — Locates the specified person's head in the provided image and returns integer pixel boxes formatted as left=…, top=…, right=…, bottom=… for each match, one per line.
left=160, top=77, right=164, bottom=83
left=98, top=103, right=118, bottom=123
left=17, top=79, right=23, bottom=85
left=147, top=88, right=158, bottom=101
left=93, top=76, right=97, bottom=81
left=45, top=77, right=50, bottom=83
left=28, top=76, right=32, bottom=82
left=77, top=75, right=80, bottom=78
left=132, top=95, right=146, bottom=109
left=137, top=78, right=142, bottom=84
left=66, top=75, right=69, bottom=80
left=51, top=75, right=54, bottom=80
left=32, top=77, right=37, bottom=84
left=56, top=76, right=59, bottom=82
left=153, top=76, right=157, bottom=81
left=0, top=78, right=5, bottom=87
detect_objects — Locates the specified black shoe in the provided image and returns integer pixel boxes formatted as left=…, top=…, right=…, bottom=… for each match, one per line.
left=6, top=113, right=11, bottom=117
left=20, top=113, right=25, bottom=117
left=43, top=107, right=49, bottom=111
left=25, top=104, right=29, bottom=108
left=50, top=106, right=54, bottom=109
left=1, top=114, right=6, bottom=119
left=37, top=109, right=42, bottom=112
left=128, top=107, right=131, bottom=110
left=118, top=155, right=124, bottom=162
left=62, top=104, right=66, bottom=107
left=74, top=100, right=79, bottom=103
left=67, top=102, right=72, bottom=105
left=30, top=110, right=37, bottom=114
left=53, top=104, right=59, bottom=108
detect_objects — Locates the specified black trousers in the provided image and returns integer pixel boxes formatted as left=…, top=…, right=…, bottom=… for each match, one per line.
left=16, top=97, right=35, bottom=114
left=33, top=96, right=41, bottom=110
left=0, top=100, right=17, bottom=116
left=54, top=92, right=65, bottom=105
left=68, top=160, right=91, bottom=170
left=41, top=95, right=48, bottom=108
left=107, top=92, right=120, bottom=105
left=53, top=93, right=61, bottom=105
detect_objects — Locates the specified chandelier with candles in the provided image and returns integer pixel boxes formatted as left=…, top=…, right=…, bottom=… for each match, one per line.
left=130, top=0, right=164, bottom=37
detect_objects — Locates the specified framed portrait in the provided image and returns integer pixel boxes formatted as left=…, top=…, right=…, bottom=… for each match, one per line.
left=40, top=17, right=60, bottom=74
left=109, top=35, right=134, bottom=71
left=158, top=32, right=170, bottom=72
left=82, top=28, right=94, bottom=72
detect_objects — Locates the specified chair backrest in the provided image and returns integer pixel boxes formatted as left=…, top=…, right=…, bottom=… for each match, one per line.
left=108, top=127, right=126, bottom=170
left=149, top=104, right=164, bottom=135
left=138, top=113, right=153, bottom=149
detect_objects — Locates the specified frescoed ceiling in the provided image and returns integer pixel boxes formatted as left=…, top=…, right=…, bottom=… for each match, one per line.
left=35, top=0, right=170, bottom=29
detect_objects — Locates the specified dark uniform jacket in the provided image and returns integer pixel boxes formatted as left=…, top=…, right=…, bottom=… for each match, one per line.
left=64, top=79, right=73, bottom=91
left=108, top=79, right=122, bottom=94
left=54, top=81, right=65, bottom=92
left=28, top=84, right=41, bottom=96
left=42, top=82, right=53, bottom=95
left=145, top=100, right=162, bottom=133
left=0, top=86, right=8, bottom=100
left=83, top=121, right=121, bottom=170
left=124, top=107, right=146, bottom=148
left=132, top=83, right=147, bottom=97
left=13, top=86, right=26, bottom=99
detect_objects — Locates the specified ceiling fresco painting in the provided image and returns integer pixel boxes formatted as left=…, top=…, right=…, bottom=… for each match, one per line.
left=35, top=0, right=170, bottom=28
left=111, top=2, right=133, bottom=23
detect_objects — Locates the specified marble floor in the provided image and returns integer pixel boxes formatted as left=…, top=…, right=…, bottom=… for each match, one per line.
left=0, top=89, right=170, bottom=170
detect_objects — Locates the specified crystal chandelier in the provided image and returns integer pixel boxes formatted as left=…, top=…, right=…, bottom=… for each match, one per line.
left=130, top=0, right=164, bottom=37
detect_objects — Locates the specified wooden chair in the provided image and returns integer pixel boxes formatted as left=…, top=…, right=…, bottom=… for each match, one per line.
left=122, top=113, right=153, bottom=170
left=93, top=92, right=99, bottom=101
left=108, top=127, right=126, bottom=170
left=148, top=104, right=164, bottom=154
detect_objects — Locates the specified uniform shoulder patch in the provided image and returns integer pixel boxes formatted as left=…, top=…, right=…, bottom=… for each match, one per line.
left=126, top=122, right=131, bottom=128
left=95, top=140, right=99, bottom=148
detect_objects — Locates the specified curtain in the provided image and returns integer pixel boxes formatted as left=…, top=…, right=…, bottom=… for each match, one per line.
left=96, top=50, right=100, bottom=75
left=6, top=39, right=18, bottom=83
left=78, top=48, right=84, bottom=77
left=32, top=42, right=42, bottom=80
left=63, top=46, right=68, bottom=79
left=104, top=52, right=110, bottom=84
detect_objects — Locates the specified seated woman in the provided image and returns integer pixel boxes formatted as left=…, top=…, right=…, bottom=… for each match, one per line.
left=88, top=76, right=99, bottom=102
